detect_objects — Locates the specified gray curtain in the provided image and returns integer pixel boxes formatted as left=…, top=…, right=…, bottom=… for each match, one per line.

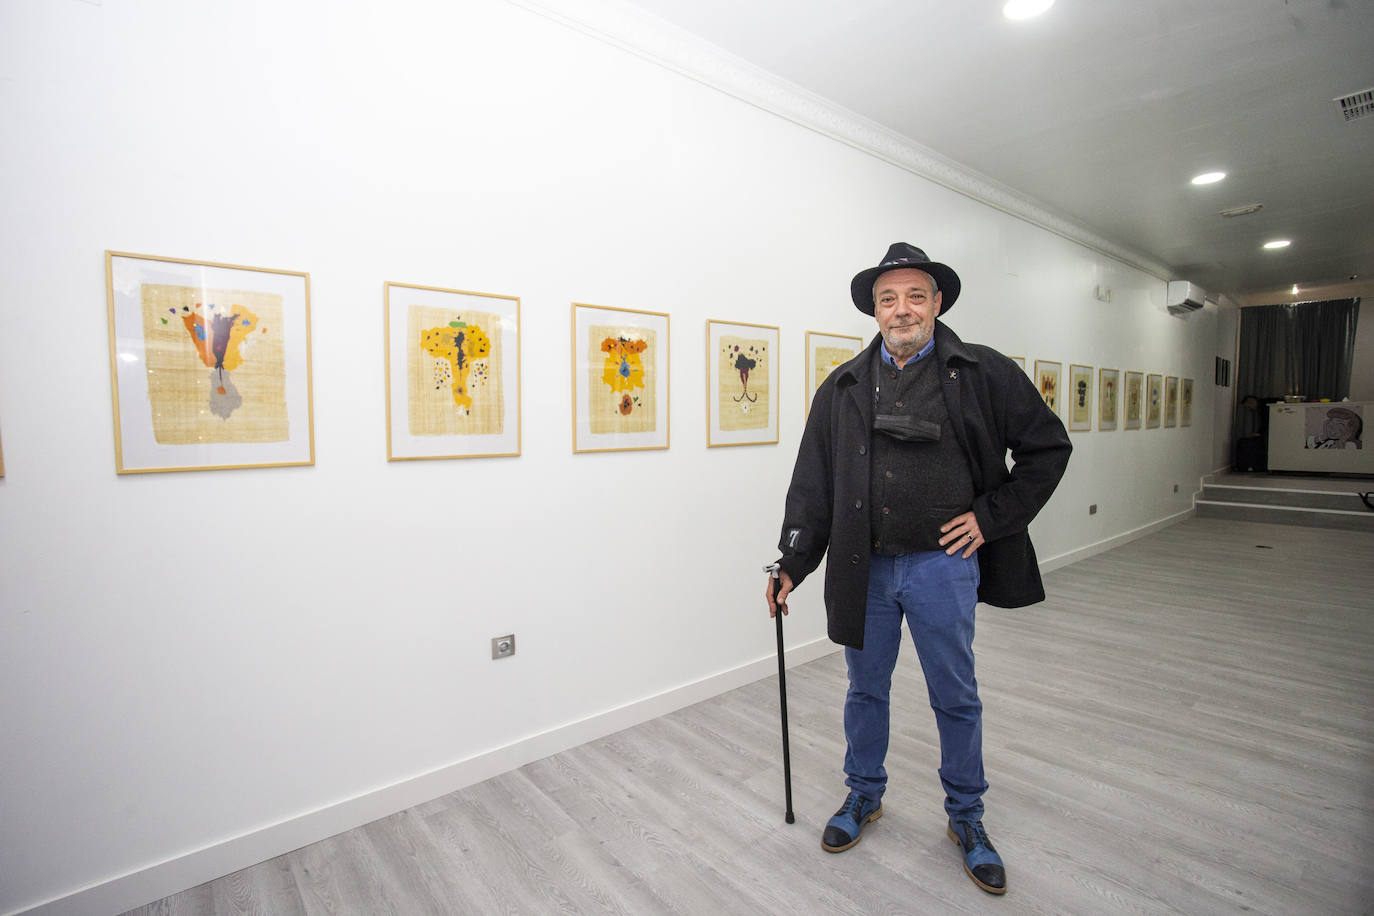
left=1236, top=298, right=1361, bottom=402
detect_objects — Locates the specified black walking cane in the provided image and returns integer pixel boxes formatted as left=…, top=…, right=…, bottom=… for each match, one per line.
left=763, top=562, right=796, bottom=824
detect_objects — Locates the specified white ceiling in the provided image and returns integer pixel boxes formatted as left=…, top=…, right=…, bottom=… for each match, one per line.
left=615, top=0, right=1374, bottom=304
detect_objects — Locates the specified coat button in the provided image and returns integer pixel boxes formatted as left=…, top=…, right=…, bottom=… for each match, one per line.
left=854, top=499, right=863, bottom=509
left=895, top=400, right=903, bottom=408
left=873, top=539, right=881, bottom=549
left=850, top=554, right=860, bottom=564
left=858, top=445, right=866, bottom=455
left=882, top=506, right=889, bottom=515
left=885, top=470, right=893, bottom=479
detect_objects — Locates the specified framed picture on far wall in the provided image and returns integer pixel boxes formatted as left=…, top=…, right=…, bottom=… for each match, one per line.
left=1146, top=373, right=1163, bottom=428
left=1068, top=364, right=1093, bottom=431
left=1098, top=368, right=1119, bottom=431
left=105, top=250, right=315, bottom=474
left=1009, top=355, right=1026, bottom=373
left=707, top=319, right=779, bottom=447
left=805, top=331, right=863, bottom=418
left=1181, top=378, right=1194, bottom=427
left=1124, top=371, right=1144, bottom=430
left=1034, top=360, right=1061, bottom=415
left=384, top=281, right=520, bottom=461
left=1165, top=375, right=1179, bottom=428
left=571, top=302, right=670, bottom=453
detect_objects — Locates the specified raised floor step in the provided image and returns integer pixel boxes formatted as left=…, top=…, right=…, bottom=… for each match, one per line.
left=1199, top=484, right=1370, bottom=512
left=1194, top=498, right=1374, bottom=533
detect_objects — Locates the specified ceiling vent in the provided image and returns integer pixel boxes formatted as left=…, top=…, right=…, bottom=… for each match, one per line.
left=1334, top=88, right=1374, bottom=122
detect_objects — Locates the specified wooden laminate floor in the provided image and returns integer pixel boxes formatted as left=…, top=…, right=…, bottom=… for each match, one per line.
left=128, top=518, right=1374, bottom=915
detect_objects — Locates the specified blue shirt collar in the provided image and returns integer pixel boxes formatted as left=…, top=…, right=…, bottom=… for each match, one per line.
left=879, top=334, right=936, bottom=368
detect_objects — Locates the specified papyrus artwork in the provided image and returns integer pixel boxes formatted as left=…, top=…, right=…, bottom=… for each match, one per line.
left=590, top=324, right=657, bottom=435
left=407, top=304, right=504, bottom=436
left=140, top=283, right=288, bottom=444
left=718, top=335, right=770, bottom=432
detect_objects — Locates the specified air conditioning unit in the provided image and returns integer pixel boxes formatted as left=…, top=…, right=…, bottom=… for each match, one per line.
left=1166, top=280, right=1208, bottom=315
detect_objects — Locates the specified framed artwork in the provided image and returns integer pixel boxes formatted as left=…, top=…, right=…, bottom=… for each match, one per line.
left=571, top=303, right=670, bottom=453
left=1009, top=355, right=1026, bottom=372
left=805, top=331, right=862, bottom=417
left=1098, top=368, right=1119, bottom=431
left=1215, top=356, right=1231, bottom=387
left=1181, top=378, right=1194, bottom=427
left=1124, top=371, right=1144, bottom=430
left=707, top=320, right=779, bottom=447
left=1068, top=364, right=1093, bottom=431
left=384, top=282, right=520, bottom=461
left=1034, top=360, right=1061, bottom=415
left=1165, top=376, right=1179, bottom=428
left=0, top=424, right=5, bottom=477
left=105, top=251, right=314, bottom=474
left=1146, top=373, right=1163, bottom=428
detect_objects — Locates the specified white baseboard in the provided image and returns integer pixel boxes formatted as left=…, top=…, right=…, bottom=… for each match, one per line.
left=12, top=637, right=838, bottom=916
left=1037, top=507, right=1194, bottom=574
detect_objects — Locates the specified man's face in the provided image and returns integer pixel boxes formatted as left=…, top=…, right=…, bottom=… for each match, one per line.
left=873, top=268, right=942, bottom=358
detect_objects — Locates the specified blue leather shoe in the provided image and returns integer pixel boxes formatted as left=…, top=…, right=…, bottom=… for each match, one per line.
left=947, top=818, right=1007, bottom=894
left=821, top=791, right=883, bottom=852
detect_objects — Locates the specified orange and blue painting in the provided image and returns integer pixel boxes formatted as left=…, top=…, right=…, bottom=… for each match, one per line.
left=141, top=283, right=288, bottom=444
left=590, top=325, right=656, bottom=434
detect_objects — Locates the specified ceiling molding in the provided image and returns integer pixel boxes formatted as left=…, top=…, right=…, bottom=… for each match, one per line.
left=508, top=0, right=1171, bottom=281
left=1236, top=280, right=1374, bottom=308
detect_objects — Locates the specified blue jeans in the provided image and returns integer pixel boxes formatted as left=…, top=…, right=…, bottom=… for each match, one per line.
left=843, top=549, right=986, bottom=822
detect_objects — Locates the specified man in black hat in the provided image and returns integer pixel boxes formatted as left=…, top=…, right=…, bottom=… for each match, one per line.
left=765, top=243, right=1070, bottom=895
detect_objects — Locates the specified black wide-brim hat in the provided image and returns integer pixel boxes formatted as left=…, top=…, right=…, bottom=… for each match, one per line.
left=850, top=242, right=961, bottom=316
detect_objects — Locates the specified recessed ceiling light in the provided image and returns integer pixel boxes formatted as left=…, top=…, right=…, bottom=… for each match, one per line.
left=1003, top=0, right=1054, bottom=20
left=1291, top=285, right=1300, bottom=295
left=1264, top=239, right=1292, bottom=250
left=1191, top=171, right=1226, bottom=185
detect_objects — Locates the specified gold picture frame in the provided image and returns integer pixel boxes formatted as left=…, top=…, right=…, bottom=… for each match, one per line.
left=571, top=303, right=670, bottom=453
left=1098, top=368, right=1119, bottom=431
left=1146, top=373, right=1163, bottom=428
left=384, top=281, right=520, bottom=461
left=1068, top=364, right=1093, bottom=431
left=1181, top=378, right=1194, bottom=427
left=105, top=250, right=315, bottom=474
left=1165, top=376, right=1179, bottom=428
left=707, top=320, right=779, bottom=447
left=1009, top=355, right=1027, bottom=373
left=1124, top=371, right=1144, bottom=430
left=1034, top=360, right=1061, bottom=415
left=805, top=331, right=862, bottom=418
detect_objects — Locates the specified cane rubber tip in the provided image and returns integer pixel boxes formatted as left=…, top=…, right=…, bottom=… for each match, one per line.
left=785, top=812, right=795, bottom=824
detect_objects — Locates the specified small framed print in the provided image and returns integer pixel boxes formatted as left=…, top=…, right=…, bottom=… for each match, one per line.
left=707, top=320, right=779, bottom=447
left=1181, top=378, right=1194, bottom=427
left=384, top=281, right=520, bottom=460
left=1068, top=364, right=1093, bottom=431
left=1098, top=368, right=1119, bottom=431
left=0, top=423, right=5, bottom=477
left=1034, top=360, right=1061, bottom=415
left=805, top=331, right=863, bottom=417
left=1009, top=355, right=1026, bottom=372
left=1124, top=371, right=1144, bottom=430
left=105, top=250, right=314, bottom=474
left=572, top=303, right=670, bottom=453
left=1146, top=373, right=1163, bottom=428
left=1165, top=375, right=1179, bottom=428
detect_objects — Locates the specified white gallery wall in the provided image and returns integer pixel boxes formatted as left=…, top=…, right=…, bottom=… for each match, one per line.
left=0, top=1, right=1226, bottom=913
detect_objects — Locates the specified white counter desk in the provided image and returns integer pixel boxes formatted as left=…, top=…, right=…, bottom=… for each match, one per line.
left=1267, top=400, right=1372, bottom=475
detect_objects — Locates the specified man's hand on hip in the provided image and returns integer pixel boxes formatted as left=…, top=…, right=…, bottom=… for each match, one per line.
left=939, top=511, right=983, bottom=558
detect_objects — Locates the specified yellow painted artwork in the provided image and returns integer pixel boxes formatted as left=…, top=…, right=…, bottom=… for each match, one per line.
left=590, top=324, right=657, bottom=434
left=140, top=283, right=288, bottom=444
left=407, top=305, right=503, bottom=436
left=813, top=346, right=852, bottom=393
left=718, top=335, right=770, bottom=431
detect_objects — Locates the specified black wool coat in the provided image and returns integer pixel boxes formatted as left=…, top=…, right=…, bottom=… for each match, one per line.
left=777, top=322, right=1072, bottom=649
